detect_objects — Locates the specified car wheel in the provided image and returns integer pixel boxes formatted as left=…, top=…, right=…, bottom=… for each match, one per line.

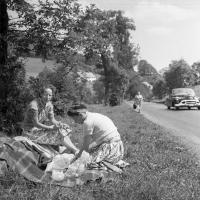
left=167, top=106, right=170, bottom=110
left=188, top=107, right=191, bottom=110
left=175, top=107, right=179, bottom=110
left=198, top=107, right=200, bottom=110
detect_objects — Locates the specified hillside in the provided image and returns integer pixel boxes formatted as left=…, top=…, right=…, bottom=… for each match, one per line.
left=24, top=57, right=56, bottom=77
left=24, top=57, right=99, bottom=81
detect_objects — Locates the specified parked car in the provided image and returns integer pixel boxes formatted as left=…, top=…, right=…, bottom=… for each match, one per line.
left=165, top=88, right=200, bottom=110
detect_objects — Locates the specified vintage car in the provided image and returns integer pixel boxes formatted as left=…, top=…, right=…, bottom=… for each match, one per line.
left=165, top=88, right=200, bottom=110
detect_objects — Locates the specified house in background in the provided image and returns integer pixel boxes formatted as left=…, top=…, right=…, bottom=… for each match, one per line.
left=77, top=71, right=99, bottom=82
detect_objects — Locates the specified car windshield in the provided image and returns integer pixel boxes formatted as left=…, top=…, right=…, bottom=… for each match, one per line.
left=172, top=88, right=195, bottom=96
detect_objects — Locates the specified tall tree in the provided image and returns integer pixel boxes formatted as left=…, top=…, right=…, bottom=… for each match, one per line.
left=0, top=0, right=8, bottom=66
left=126, top=71, right=142, bottom=99
left=191, top=61, right=200, bottom=85
left=113, top=11, right=139, bottom=70
left=77, top=5, right=138, bottom=104
left=107, top=63, right=129, bottom=103
left=0, top=0, right=8, bottom=113
left=0, top=0, right=37, bottom=132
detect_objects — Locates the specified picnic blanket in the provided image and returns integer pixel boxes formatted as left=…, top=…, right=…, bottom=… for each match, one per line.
left=0, top=137, right=129, bottom=187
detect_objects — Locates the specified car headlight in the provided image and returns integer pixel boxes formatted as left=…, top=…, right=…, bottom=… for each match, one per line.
left=173, top=99, right=180, bottom=103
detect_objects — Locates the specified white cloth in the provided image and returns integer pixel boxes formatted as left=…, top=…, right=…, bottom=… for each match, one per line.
left=45, top=151, right=91, bottom=181
left=45, top=153, right=74, bottom=172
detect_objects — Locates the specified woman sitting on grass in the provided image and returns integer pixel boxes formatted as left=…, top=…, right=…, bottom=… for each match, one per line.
left=67, top=104, right=124, bottom=168
left=21, top=86, right=78, bottom=154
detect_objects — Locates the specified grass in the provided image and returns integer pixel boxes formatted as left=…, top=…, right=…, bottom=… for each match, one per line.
left=1, top=103, right=200, bottom=199
left=23, top=57, right=56, bottom=77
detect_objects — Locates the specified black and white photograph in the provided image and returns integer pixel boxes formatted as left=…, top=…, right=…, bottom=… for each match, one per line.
left=1, top=0, right=200, bottom=199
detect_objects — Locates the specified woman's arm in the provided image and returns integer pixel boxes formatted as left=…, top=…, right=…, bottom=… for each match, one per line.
left=47, top=104, right=70, bottom=129
left=62, top=136, right=79, bottom=154
left=49, top=113, right=59, bottom=126
left=31, top=109, right=54, bottom=130
left=70, top=135, right=91, bottom=164
left=47, top=104, right=59, bottom=126
left=77, top=135, right=91, bottom=156
left=70, top=123, right=93, bottom=164
left=82, top=135, right=92, bottom=152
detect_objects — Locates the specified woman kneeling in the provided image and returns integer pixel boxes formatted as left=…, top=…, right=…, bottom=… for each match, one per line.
left=67, top=104, right=124, bottom=168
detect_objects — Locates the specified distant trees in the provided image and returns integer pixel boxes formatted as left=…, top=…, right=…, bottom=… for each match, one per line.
left=191, top=62, right=200, bottom=85
left=152, top=79, right=167, bottom=99
left=125, top=60, right=159, bottom=100
left=107, top=63, right=129, bottom=103
left=164, top=59, right=195, bottom=92
left=138, top=60, right=158, bottom=76
left=137, top=60, right=161, bottom=85
left=126, top=75, right=153, bottom=100
left=152, top=59, right=196, bottom=98
left=126, top=71, right=142, bottom=99
left=192, top=62, right=200, bottom=73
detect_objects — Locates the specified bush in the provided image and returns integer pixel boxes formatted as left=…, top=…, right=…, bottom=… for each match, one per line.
left=109, top=93, right=120, bottom=106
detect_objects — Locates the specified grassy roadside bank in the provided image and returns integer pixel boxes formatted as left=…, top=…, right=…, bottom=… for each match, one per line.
left=1, top=103, right=200, bottom=199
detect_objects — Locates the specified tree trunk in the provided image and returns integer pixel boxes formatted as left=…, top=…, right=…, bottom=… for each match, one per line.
left=0, top=0, right=8, bottom=65
left=0, top=0, right=8, bottom=108
left=101, top=53, right=110, bottom=106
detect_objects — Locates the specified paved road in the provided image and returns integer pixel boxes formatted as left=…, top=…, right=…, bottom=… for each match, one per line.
left=127, top=101, right=200, bottom=146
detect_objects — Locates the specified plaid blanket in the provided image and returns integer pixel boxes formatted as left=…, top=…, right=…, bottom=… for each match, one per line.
left=0, top=137, right=129, bottom=187
left=0, top=137, right=109, bottom=187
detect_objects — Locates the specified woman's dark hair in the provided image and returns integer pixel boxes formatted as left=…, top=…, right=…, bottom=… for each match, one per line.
left=67, top=104, right=87, bottom=117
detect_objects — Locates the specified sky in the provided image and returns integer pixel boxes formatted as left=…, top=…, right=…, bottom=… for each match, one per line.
left=78, top=0, right=200, bottom=71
